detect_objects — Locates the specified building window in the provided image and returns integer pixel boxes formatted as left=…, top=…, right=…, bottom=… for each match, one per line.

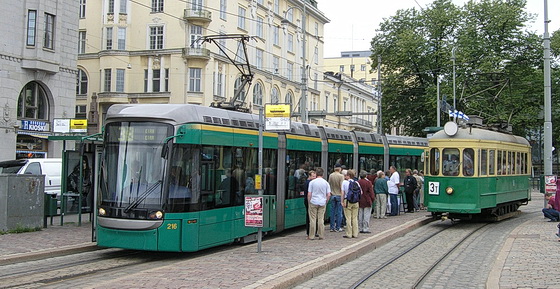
left=220, top=0, right=227, bottom=20
left=218, top=33, right=226, bottom=56
left=104, top=69, right=112, bottom=92
left=350, top=64, right=355, bottom=72
left=75, top=105, right=87, bottom=119
left=78, top=31, right=86, bottom=54
left=26, top=10, right=37, bottom=46
left=108, top=0, right=115, bottom=14
left=76, top=69, right=88, bottom=95
left=325, top=94, right=329, bottom=112
left=190, top=25, right=203, bottom=49
left=253, top=82, right=263, bottom=105
left=120, top=0, right=127, bottom=13
left=273, top=56, right=279, bottom=74
left=144, top=68, right=169, bottom=92
left=189, top=68, right=202, bottom=92
left=117, top=27, right=126, bottom=49
left=191, top=0, right=202, bottom=10
left=214, top=71, right=223, bottom=97
left=287, top=62, right=293, bottom=81
left=44, top=13, right=55, bottom=49
left=116, top=69, right=125, bottom=92
left=314, top=46, right=318, bottom=64
left=339, top=65, right=344, bottom=72
left=286, top=8, right=293, bottom=22
left=273, top=0, right=279, bottom=14
left=238, top=6, right=246, bottom=30
left=234, top=77, right=246, bottom=102
left=256, top=17, right=264, bottom=38
left=273, top=25, right=279, bottom=46
left=79, top=0, right=86, bottom=18
left=152, top=0, right=164, bottom=12
left=285, top=91, right=293, bottom=104
left=105, top=27, right=113, bottom=50
left=271, top=86, right=279, bottom=104
left=314, top=22, right=319, bottom=37
left=314, top=72, right=318, bottom=90
left=334, top=96, right=338, bottom=110
left=18, top=82, right=48, bottom=120
left=287, top=33, right=294, bottom=53
left=256, top=49, right=263, bottom=70
left=149, top=26, right=164, bottom=49
left=361, top=64, right=367, bottom=71
left=235, top=42, right=246, bottom=63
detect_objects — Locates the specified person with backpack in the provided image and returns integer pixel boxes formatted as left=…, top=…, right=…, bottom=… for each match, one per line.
left=342, top=169, right=361, bottom=238
left=357, top=170, right=375, bottom=234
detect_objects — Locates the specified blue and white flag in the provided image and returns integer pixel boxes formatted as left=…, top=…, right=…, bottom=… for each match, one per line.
left=449, top=110, right=470, bottom=121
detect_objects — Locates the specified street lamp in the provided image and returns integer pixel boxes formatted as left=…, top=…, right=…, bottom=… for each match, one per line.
left=281, top=2, right=307, bottom=123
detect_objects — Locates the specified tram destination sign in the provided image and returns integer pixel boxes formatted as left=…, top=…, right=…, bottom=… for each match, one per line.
left=265, top=104, right=291, bottom=131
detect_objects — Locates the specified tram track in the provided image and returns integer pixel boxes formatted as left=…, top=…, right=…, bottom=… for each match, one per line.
left=348, top=221, right=489, bottom=289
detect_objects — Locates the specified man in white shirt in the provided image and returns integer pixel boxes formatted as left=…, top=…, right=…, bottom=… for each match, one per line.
left=388, top=165, right=400, bottom=216
left=307, top=167, right=331, bottom=240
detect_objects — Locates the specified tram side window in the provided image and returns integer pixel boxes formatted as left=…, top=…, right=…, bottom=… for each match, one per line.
left=522, top=153, right=527, bottom=174
left=489, top=150, right=495, bottom=175
left=286, top=150, right=320, bottom=200
left=358, top=155, right=383, bottom=175
left=463, top=148, right=474, bottom=176
left=429, top=148, right=439, bottom=176
left=328, top=153, right=352, bottom=174
left=263, top=149, right=277, bottom=195
left=167, top=144, right=200, bottom=213
left=480, top=149, right=488, bottom=176
left=497, top=150, right=503, bottom=175
left=442, top=148, right=459, bottom=176
left=507, top=151, right=513, bottom=175
left=515, top=152, right=521, bottom=174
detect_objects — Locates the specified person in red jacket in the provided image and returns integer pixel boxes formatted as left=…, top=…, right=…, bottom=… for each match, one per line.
left=357, top=170, right=375, bottom=233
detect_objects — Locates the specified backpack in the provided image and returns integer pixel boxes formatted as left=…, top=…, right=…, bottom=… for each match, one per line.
left=346, top=180, right=361, bottom=203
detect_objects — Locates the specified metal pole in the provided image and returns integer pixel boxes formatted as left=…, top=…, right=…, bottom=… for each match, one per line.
left=257, top=102, right=264, bottom=253
left=301, top=3, right=308, bottom=123
left=437, top=76, right=441, bottom=127
left=452, top=47, right=456, bottom=109
left=377, top=55, right=382, bottom=134
left=543, top=0, right=553, bottom=176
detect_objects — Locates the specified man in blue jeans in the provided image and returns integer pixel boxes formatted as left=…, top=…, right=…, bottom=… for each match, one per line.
left=543, top=192, right=560, bottom=222
left=328, top=164, right=344, bottom=232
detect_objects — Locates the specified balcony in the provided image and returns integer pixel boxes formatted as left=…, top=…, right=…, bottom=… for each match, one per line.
left=349, top=117, right=373, bottom=131
left=183, top=9, right=212, bottom=25
left=182, top=47, right=210, bottom=60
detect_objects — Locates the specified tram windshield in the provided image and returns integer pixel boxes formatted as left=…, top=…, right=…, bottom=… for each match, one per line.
left=100, top=122, right=172, bottom=212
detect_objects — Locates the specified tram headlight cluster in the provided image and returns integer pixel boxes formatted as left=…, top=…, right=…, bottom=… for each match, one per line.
left=149, top=210, right=164, bottom=219
left=445, top=186, right=454, bottom=195
left=98, top=208, right=106, bottom=216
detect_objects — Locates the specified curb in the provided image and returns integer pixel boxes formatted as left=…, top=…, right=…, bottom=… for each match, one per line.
left=245, top=217, right=434, bottom=289
left=0, top=242, right=99, bottom=265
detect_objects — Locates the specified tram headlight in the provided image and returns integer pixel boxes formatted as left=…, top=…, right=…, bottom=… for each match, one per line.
left=445, top=187, right=454, bottom=195
left=149, top=211, right=164, bottom=220
left=98, top=208, right=106, bottom=216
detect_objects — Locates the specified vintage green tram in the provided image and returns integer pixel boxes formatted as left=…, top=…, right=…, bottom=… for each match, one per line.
left=424, top=123, right=531, bottom=220
left=96, top=104, right=426, bottom=252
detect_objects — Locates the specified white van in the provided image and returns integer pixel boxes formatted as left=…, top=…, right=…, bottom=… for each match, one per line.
left=0, top=158, right=62, bottom=196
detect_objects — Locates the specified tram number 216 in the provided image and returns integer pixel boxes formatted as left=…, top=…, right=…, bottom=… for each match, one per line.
left=428, top=182, right=440, bottom=195
left=167, top=223, right=178, bottom=230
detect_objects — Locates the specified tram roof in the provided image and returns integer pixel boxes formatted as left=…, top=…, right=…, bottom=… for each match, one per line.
left=430, top=126, right=529, bottom=146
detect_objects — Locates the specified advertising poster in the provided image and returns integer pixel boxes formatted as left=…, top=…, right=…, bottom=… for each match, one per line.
left=245, top=196, right=263, bottom=227
left=545, top=175, right=557, bottom=193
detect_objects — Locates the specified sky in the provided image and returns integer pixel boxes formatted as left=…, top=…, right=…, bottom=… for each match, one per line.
left=318, top=0, right=560, bottom=58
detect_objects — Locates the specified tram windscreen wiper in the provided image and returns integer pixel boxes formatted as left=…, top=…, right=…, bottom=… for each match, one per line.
left=124, top=180, right=162, bottom=213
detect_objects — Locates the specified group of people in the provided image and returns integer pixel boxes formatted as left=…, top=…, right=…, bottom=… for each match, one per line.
left=304, top=164, right=425, bottom=240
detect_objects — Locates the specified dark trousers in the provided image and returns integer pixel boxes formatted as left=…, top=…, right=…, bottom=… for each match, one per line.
left=304, top=199, right=310, bottom=236
left=405, top=190, right=415, bottom=212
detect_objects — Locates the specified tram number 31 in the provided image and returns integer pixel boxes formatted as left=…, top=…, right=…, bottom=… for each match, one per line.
left=167, top=223, right=178, bottom=230
left=428, top=182, right=440, bottom=195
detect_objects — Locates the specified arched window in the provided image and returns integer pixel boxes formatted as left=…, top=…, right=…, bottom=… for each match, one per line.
left=271, top=86, right=279, bottom=104
left=253, top=82, right=263, bottom=105
left=285, top=91, right=293, bottom=104
left=76, top=69, right=88, bottom=95
left=18, top=81, right=48, bottom=120
left=234, top=77, right=246, bottom=102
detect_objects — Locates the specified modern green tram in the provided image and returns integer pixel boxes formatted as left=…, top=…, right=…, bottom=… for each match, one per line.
left=424, top=123, right=531, bottom=221
left=96, top=104, right=426, bottom=252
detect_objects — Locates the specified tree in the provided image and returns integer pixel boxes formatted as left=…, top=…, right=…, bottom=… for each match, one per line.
left=371, top=0, right=544, bottom=136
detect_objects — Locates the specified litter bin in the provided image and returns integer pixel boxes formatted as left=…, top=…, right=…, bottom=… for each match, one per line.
left=44, top=193, right=58, bottom=227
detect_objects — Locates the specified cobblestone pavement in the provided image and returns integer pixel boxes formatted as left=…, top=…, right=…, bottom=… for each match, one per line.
left=1, top=191, right=556, bottom=288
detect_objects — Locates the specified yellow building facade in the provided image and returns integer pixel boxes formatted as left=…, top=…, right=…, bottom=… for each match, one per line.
left=77, top=0, right=377, bottom=133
